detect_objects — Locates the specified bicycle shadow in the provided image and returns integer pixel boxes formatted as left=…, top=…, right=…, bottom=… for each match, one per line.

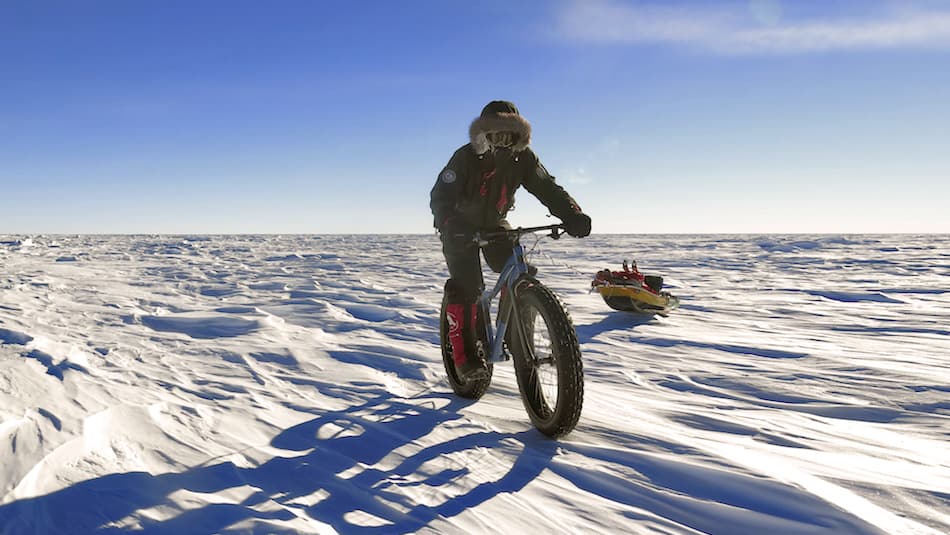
left=0, top=387, right=558, bottom=534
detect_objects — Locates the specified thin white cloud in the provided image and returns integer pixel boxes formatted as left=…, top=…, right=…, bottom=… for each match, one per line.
left=553, top=0, right=950, bottom=53
left=566, top=167, right=593, bottom=185
left=732, top=13, right=950, bottom=52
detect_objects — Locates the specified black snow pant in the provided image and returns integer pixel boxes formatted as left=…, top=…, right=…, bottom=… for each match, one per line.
left=441, top=232, right=515, bottom=304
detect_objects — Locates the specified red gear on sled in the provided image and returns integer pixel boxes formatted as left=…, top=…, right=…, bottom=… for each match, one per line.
left=592, top=260, right=657, bottom=294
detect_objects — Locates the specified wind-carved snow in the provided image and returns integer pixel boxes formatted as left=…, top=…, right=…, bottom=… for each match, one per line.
left=0, top=233, right=948, bottom=534
left=139, top=313, right=262, bottom=339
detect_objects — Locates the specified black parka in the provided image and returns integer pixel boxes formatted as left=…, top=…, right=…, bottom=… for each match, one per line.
left=430, top=144, right=582, bottom=230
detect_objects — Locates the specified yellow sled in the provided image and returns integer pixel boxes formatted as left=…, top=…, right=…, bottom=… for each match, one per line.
left=594, top=284, right=679, bottom=316
left=592, top=262, right=679, bottom=316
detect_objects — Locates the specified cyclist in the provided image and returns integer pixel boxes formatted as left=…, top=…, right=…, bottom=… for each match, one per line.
left=431, top=100, right=591, bottom=381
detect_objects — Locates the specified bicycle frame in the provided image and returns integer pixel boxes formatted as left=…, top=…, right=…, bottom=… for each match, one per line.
left=474, top=225, right=563, bottom=364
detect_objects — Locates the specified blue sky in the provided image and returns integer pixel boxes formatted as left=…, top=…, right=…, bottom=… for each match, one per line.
left=2, top=0, right=948, bottom=234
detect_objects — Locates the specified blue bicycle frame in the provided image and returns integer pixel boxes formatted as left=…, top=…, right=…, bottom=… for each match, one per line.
left=474, top=225, right=563, bottom=364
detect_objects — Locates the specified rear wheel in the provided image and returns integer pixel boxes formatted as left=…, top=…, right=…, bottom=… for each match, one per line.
left=440, top=295, right=492, bottom=399
left=509, top=278, right=583, bottom=437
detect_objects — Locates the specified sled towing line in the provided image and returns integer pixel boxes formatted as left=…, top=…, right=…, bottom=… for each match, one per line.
left=591, top=260, right=679, bottom=316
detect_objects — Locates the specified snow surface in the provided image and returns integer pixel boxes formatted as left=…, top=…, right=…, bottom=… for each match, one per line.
left=0, top=233, right=947, bottom=534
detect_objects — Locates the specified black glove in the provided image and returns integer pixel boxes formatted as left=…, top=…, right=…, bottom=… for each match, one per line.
left=563, top=213, right=591, bottom=238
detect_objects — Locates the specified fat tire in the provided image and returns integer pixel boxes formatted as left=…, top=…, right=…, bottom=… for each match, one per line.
left=510, top=278, right=584, bottom=437
left=440, top=295, right=492, bottom=399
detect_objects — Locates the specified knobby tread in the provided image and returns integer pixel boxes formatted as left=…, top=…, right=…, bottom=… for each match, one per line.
left=512, top=279, right=584, bottom=437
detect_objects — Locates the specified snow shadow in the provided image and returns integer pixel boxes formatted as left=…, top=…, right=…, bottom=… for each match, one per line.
left=575, top=312, right=657, bottom=344
left=0, top=390, right=557, bottom=534
left=139, top=314, right=261, bottom=339
left=0, top=327, right=33, bottom=345
left=552, top=442, right=884, bottom=535
left=21, top=349, right=88, bottom=381
left=634, top=337, right=809, bottom=360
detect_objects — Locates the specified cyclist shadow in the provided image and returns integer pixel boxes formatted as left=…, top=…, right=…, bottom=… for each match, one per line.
left=575, top=311, right=658, bottom=344
left=0, top=387, right=558, bottom=534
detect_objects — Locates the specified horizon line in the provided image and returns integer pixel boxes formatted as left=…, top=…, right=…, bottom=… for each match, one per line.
left=4, top=232, right=948, bottom=237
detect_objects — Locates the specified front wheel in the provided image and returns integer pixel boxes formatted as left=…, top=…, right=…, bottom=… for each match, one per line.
left=509, top=279, right=584, bottom=437
left=440, top=295, right=492, bottom=399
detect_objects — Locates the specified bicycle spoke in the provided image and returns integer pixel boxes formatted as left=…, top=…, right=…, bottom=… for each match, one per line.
left=528, top=367, right=552, bottom=418
left=529, top=311, right=560, bottom=411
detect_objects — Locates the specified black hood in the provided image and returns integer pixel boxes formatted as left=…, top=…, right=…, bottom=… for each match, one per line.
left=469, top=100, right=532, bottom=154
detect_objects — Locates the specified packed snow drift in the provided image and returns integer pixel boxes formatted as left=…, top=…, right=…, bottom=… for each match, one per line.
left=1, top=234, right=947, bottom=534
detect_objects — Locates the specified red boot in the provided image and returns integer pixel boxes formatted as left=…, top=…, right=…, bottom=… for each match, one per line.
left=445, top=302, right=488, bottom=381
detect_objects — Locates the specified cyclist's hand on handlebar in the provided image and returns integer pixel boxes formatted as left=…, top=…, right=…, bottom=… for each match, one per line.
left=562, top=213, right=592, bottom=238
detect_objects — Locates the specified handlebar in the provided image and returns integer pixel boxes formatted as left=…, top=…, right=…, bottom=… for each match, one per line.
left=476, top=224, right=564, bottom=245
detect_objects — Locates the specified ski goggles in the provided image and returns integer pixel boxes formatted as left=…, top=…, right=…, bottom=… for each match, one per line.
left=486, top=131, right=518, bottom=148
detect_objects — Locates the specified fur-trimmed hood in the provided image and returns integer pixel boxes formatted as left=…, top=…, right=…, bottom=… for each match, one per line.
left=469, top=100, right=532, bottom=154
